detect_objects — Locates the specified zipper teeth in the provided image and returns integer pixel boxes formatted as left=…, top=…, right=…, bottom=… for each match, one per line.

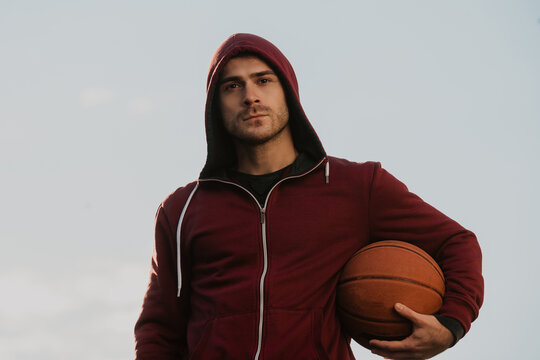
left=199, top=157, right=327, bottom=360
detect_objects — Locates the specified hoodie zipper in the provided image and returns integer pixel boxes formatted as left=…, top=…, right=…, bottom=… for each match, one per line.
left=199, top=157, right=326, bottom=360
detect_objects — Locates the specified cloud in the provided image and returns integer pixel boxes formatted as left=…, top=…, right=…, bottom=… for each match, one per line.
left=79, top=87, right=114, bottom=108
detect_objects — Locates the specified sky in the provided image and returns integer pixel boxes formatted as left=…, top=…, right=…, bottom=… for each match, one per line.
left=1, top=1, right=539, bottom=359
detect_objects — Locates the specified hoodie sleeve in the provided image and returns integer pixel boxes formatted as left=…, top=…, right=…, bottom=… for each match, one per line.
left=367, top=162, right=483, bottom=334
left=134, top=204, right=190, bottom=360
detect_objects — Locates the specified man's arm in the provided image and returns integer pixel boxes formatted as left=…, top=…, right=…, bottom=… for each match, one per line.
left=367, top=162, right=484, bottom=358
left=134, top=204, right=190, bottom=360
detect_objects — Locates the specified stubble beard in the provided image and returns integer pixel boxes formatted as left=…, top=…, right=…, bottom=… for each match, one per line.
left=229, top=106, right=290, bottom=146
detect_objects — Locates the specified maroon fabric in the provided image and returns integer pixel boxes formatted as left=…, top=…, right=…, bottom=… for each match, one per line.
left=135, top=160, right=483, bottom=359
left=134, top=33, right=483, bottom=360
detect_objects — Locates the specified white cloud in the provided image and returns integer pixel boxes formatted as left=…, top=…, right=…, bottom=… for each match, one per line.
left=79, top=87, right=114, bottom=108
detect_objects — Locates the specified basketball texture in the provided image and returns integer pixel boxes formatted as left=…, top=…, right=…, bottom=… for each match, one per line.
left=337, top=240, right=445, bottom=344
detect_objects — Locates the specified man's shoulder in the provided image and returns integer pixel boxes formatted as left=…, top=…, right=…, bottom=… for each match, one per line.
left=324, top=156, right=385, bottom=188
left=160, top=180, right=199, bottom=211
left=327, top=156, right=381, bottom=174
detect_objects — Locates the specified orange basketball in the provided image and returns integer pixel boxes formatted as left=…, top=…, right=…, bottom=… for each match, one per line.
left=337, top=240, right=445, bottom=345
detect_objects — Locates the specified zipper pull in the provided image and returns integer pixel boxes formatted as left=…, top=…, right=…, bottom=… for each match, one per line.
left=260, top=209, right=266, bottom=224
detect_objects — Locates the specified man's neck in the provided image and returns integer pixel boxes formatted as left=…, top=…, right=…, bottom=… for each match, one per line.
left=234, top=136, right=298, bottom=175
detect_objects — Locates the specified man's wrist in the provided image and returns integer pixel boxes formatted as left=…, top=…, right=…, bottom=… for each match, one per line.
left=435, top=315, right=465, bottom=347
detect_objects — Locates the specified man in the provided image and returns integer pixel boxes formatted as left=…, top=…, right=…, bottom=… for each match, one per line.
left=134, top=33, right=483, bottom=359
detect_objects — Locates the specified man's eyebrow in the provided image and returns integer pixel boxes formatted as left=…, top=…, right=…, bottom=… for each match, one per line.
left=219, top=75, right=242, bottom=85
left=250, top=70, right=276, bottom=78
left=219, top=70, right=277, bottom=85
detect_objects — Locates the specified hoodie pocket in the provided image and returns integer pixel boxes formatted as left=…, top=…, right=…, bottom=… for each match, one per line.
left=263, top=308, right=326, bottom=360
left=189, top=312, right=257, bottom=360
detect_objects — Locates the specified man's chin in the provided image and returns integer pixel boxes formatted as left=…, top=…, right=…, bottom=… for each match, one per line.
left=232, top=122, right=290, bottom=146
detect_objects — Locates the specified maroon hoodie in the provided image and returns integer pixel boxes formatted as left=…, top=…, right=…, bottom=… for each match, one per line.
left=134, top=33, right=483, bottom=360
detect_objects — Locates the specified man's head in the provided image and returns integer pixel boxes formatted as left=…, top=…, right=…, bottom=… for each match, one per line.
left=217, top=54, right=290, bottom=146
left=200, top=33, right=326, bottom=178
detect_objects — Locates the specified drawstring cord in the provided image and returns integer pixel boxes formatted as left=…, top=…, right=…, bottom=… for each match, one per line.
left=177, top=182, right=199, bottom=297
left=325, top=160, right=330, bottom=184
left=177, top=161, right=328, bottom=297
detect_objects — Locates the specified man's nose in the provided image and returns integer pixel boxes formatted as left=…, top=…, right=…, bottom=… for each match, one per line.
left=243, top=83, right=260, bottom=105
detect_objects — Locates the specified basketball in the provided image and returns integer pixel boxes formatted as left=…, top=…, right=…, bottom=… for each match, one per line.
left=337, top=240, right=445, bottom=345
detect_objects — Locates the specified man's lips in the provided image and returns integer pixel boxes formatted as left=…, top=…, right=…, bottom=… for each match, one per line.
left=243, top=114, right=267, bottom=121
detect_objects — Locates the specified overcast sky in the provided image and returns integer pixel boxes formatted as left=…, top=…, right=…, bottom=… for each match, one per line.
left=1, top=1, right=539, bottom=359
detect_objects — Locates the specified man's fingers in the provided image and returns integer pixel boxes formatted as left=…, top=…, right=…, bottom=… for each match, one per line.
left=369, top=337, right=412, bottom=352
left=369, top=311, right=452, bottom=360
left=371, top=348, right=419, bottom=360
left=394, top=303, right=420, bottom=324
left=370, top=337, right=422, bottom=360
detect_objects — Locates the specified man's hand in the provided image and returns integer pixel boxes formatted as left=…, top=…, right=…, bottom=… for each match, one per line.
left=369, top=303, right=454, bottom=360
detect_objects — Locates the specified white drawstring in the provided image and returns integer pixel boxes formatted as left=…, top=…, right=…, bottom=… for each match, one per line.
left=176, top=182, right=199, bottom=297
left=325, top=160, right=330, bottom=184
left=177, top=160, right=327, bottom=297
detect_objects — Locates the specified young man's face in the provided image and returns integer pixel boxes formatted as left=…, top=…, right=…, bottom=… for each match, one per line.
left=218, top=56, right=290, bottom=146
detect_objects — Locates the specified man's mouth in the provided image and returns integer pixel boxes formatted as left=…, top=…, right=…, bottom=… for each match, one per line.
left=244, top=114, right=267, bottom=121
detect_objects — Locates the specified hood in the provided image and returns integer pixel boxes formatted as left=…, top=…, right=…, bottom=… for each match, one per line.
left=200, top=33, right=326, bottom=179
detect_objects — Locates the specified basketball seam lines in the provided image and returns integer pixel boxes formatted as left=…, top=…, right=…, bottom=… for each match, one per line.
left=353, top=243, right=445, bottom=283
left=338, top=275, right=444, bottom=299
left=337, top=304, right=409, bottom=324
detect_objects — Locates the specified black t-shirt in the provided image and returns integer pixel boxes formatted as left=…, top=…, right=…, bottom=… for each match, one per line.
left=228, top=153, right=311, bottom=207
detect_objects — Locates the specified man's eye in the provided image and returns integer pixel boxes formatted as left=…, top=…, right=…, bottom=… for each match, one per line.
left=259, top=78, right=269, bottom=84
left=224, top=83, right=239, bottom=90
